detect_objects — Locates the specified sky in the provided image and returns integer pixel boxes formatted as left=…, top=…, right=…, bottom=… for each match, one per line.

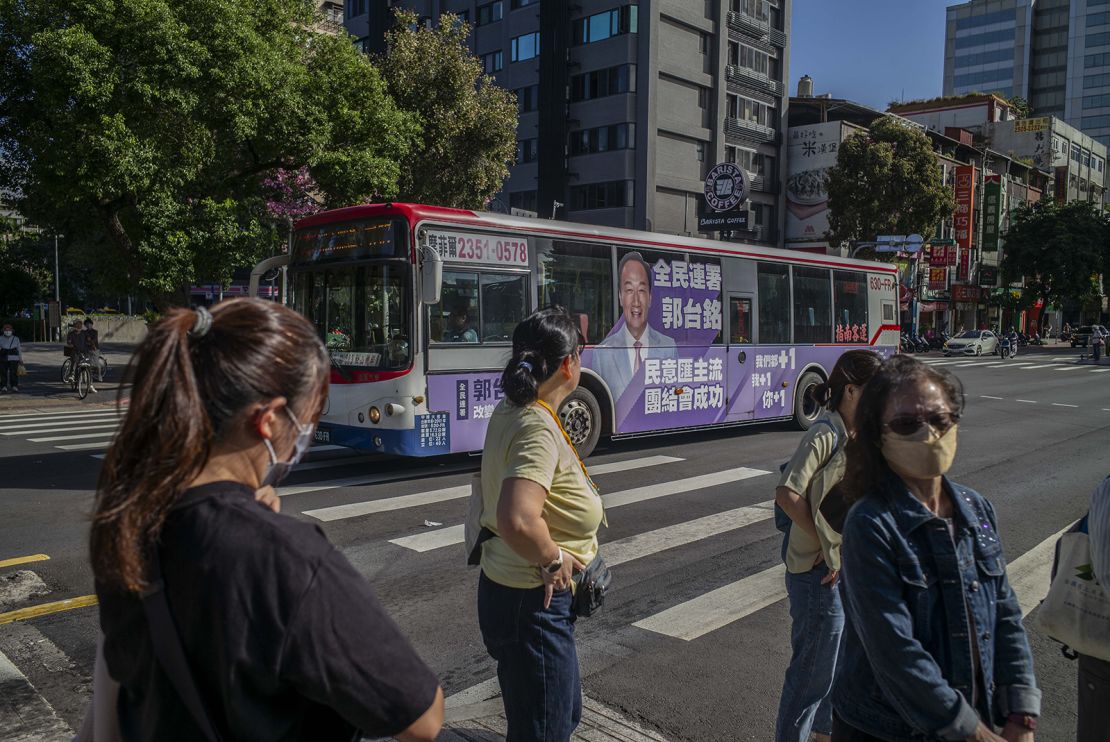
left=789, top=0, right=956, bottom=110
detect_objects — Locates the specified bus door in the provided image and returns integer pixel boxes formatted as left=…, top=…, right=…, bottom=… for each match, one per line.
left=725, top=293, right=756, bottom=422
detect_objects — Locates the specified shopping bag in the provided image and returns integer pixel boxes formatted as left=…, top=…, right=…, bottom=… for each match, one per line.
left=1035, top=515, right=1110, bottom=662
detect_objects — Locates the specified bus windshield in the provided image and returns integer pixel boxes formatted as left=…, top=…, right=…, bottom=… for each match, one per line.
left=292, top=262, right=411, bottom=370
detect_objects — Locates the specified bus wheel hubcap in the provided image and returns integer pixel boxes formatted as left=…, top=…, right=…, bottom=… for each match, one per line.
left=802, top=385, right=820, bottom=420
left=561, top=400, right=592, bottom=446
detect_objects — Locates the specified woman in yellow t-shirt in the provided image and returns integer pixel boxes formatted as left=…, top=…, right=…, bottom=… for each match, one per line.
left=477, top=307, right=604, bottom=742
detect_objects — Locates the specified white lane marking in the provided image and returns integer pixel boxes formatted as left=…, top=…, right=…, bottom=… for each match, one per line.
left=1019, top=364, right=1061, bottom=370
left=604, top=501, right=774, bottom=567
left=1053, top=366, right=1085, bottom=372
left=1051, top=403, right=1079, bottom=408
left=0, top=412, right=121, bottom=430
left=0, top=407, right=126, bottom=420
left=59, top=440, right=115, bottom=451
left=1090, top=368, right=1110, bottom=373
left=602, top=467, right=768, bottom=509
left=0, top=643, right=74, bottom=738
left=952, top=361, right=989, bottom=367
left=28, top=430, right=119, bottom=443
left=980, top=395, right=1004, bottom=400
left=1015, top=399, right=1038, bottom=404
left=980, top=362, right=1014, bottom=368
left=2, top=422, right=119, bottom=436
left=632, top=564, right=787, bottom=641
left=305, top=485, right=471, bottom=522
left=389, top=467, right=770, bottom=551
left=290, top=454, right=683, bottom=503
left=999, top=363, right=1035, bottom=368
left=1009, top=524, right=1075, bottom=617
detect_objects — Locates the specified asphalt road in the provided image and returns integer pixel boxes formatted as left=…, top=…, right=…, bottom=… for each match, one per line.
left=0, top=345, right=1106, bottom=741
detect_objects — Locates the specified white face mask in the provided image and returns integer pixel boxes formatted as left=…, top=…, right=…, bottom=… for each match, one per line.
left=2, top=331, right=11, bottom=337
left=260, top=408, right=315, bottom=487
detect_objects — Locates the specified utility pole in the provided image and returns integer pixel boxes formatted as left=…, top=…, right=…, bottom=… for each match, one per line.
left=53, top=233, right=60, bottom=302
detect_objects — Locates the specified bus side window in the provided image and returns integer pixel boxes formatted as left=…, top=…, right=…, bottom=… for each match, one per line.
left=729, top=297, right=752, bottom=344
left=480, top=273, right=529, bottom=342
left=433, top=271, right=480, bottom=343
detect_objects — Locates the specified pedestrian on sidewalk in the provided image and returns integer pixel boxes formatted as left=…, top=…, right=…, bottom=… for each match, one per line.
left=88, top=299, right=444, bottom=742
left=0, top=323, right=22, bottom=392
left=476, top=307, right=602, bottom=742
left=774, top=349, right=882, bottom=742
left=1077, top=475, right=1110, bottom=742
left=832, top=355, right=1040, bottom=742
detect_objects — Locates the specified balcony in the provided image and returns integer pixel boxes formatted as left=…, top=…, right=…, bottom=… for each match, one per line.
left=725, top=117, right=777, bottom=145
left=769, top=27, right=787, bottom=48
left=749, top=174, right=777, bottom=192
left=727, top=9, right=770, bottom=39
left=726, top=64, right=783, bottom=96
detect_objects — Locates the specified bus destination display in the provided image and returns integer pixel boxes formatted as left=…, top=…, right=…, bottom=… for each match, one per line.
left=425, top=230, right=528, bottom=267
left=293, top=219, right=402, bottom=263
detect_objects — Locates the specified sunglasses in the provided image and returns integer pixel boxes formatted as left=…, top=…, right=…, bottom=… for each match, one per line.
left=882, top=411, right=961, bottom=436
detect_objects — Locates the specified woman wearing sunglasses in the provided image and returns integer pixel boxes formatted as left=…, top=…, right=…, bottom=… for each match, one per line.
left=832, top=355, right=1040, bottom=742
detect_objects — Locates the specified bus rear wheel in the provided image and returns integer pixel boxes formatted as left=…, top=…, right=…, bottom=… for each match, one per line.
left=560, top=387, right=601, bottom=459
left=793, top=371, right=824, bottom=430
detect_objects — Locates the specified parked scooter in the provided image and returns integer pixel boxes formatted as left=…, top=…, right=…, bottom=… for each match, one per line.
left=998, top=334, right=1017, bottom=359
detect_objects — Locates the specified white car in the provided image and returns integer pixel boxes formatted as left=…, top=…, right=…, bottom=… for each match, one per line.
left=943, top=330, right=999, bottom=356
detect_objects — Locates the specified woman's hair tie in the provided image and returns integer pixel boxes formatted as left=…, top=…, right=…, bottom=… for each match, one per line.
left=518, top=360, right=534, bottom=373
left=189, top=306, right=213, bottom=338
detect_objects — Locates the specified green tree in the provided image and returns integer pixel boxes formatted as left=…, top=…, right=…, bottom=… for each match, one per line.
left=825, top=116, right=956, bottom=253
left=999, top=199, right=1109, bottom=309
left=379, top=10, right=517, bottom=209
left=1007, top=95, right=1032, bottom=119
left=0, top=0, right=419, bottom=300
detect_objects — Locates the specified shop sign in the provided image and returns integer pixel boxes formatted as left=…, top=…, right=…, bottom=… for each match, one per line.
left=928, top=267, right=948, bottom=290
left=979, top=265, right=998, bottom=287
left=982, top=175, right=1002, bottom=253
left=952, top=285, right=981, bottom=303
left=954, top=166, right=976, bottom=252
left=958, top=248, right=970, bottom=282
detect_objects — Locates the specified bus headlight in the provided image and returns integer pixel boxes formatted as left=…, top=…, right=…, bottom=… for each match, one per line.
left=369, top=406, right=381, bottom=424
left=385, top=403, right=406, bottom=417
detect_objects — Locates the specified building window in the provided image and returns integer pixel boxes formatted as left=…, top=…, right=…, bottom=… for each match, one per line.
left=726, top=146, right=772, bottom=177
left=571, top=5, right=638, bottom=45
left=697, top=86, right=710, bottom=109
left=1086, top=52, right=1110, bottom=68
left=731, top=0, right=769, bottom=22
left=511, top=0, right=539, bottom=7
left=953, top=8, right=1015, bottom=31
left=569, top=64, right=636, bottom=101
left=476, top=1, right=503, bottom=26
left=757, top=263, right=790, bottom=344
left=727, top=94, right=775, bottom=127
left=954, top=28, right=1016, bottom=50
left=570, top=180, right=634, bottom=210
left=696, top=142, right=706, bottom=162
left=1072, top=143, right=1082, bottom=162
left=510, top=190, right=538, bottom=211
left=569, top=123, right=636, bottom=155
left=700, top=32, right=710, bottom=54
left=511, top=32, right=540, bottom=62
left=516, top=138, right=539, bottom=163
left=731, top=42, right=771, bottom=76
left=516, top=85, right=539, bottom=113
left=480, top=50, right=503, bottom=73
left=1088, top=31, right=1110, bottom=48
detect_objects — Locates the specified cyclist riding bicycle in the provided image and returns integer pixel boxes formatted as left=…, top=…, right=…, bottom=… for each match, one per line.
left=64, top=320, right=98, bottom=393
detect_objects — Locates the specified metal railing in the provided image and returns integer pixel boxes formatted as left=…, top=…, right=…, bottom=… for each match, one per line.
left=725, top=116, right=777, bottom=144
left=727, top=9, right=770, bottom=38
left=726, top=64, right=783, bottom=95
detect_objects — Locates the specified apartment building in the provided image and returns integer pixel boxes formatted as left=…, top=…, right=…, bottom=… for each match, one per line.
left=342, top=0, right=791, bottom=247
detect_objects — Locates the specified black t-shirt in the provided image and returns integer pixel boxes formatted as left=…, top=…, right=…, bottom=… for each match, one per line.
left=97, top=482, right=439, bottom=741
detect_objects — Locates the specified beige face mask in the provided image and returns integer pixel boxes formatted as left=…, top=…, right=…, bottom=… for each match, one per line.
left=881, top=423, right=958, bottom=480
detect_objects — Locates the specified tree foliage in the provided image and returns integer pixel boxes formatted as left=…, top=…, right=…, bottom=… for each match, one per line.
left=379, top=10, right=517, bottom=209
left=825, top=116, right=955, bottom=252
left=0, top=0, right=419, bottom=299
left=999, top=199, right=1110, bottom=308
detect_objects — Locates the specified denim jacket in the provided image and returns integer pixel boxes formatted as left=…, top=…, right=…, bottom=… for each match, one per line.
left=833, top=475, right=1041, bottom=741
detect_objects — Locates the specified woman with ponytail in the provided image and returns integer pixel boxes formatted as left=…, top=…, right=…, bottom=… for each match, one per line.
left=476, top=306, right=603, bottom=741
left=90, top=299, right=443, bottom=742
left=774, top=349, right=882, bottom=742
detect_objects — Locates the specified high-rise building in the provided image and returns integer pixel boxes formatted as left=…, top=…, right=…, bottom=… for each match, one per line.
left=343, top=1, right=790, bottom=247
left=943, top=0, right=1110, bottom=151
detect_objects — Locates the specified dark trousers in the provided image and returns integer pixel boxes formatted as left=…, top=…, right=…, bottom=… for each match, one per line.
left=477, top=571, right=581, bottom=742
left=831, top=714, right=886, bottom=741
left=1079, top=653, right=1110, bottom=742
left=1, top=361, right=18, bottom=388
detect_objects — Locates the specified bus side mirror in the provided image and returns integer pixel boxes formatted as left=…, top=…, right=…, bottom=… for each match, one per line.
left=420, top=246, right=443, bottom=305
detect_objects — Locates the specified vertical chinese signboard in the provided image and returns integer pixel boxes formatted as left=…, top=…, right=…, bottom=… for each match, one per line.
left=954, top=166, right=976, bottom=282
left=928, top=267, right=948, bottom=290
left=982, top=174, right=1002, bottom=253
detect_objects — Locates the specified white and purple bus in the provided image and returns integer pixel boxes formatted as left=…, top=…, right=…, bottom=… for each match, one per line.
left=265, top=203, right=899, bottom=458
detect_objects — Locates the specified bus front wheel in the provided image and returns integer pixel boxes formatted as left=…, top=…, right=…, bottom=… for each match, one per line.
left=560, top=387, right=601, bottom=459
left=793, top=371, right=824, bottom=431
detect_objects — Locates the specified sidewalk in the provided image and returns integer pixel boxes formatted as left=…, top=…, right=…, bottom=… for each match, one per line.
left=0, top=343, right=134, bottom=413
left=434, top=686, right=670, bottom=742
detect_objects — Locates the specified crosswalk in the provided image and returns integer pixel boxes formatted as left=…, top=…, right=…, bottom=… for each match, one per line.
left=919, top=355, right=1110, bottom=373
left=1, top=403, right=1070, bottom=650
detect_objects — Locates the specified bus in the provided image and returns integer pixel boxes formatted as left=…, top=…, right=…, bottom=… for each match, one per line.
left=266, top=202, right=899, bottom=458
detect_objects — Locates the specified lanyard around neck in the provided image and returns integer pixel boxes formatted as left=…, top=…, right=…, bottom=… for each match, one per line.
left=534, top=399, right=599, bottom=495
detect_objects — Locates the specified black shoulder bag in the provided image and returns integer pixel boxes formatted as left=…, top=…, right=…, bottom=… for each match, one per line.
left=141, top=550, right=224, bottom=742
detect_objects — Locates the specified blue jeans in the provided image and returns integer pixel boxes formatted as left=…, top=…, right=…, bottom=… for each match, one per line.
left=775, top=562, right=845, bottom=741
left=478, top=572, right=582, bottom=742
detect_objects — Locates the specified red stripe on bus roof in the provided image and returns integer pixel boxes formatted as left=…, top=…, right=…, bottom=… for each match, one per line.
left=295, top=203, right=899, bottom=275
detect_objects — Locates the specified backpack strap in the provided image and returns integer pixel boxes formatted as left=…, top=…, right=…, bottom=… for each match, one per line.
left=141, top=550, right=224, bottom=742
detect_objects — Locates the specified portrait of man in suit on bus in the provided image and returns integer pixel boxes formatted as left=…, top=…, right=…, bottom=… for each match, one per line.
left=592, top=251, right=677, bottom=401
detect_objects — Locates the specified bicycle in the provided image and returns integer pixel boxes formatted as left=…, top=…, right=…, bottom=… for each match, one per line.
left=69, top=353, right=95, bottom=399
left=62, top=352, right=107, bottom=384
